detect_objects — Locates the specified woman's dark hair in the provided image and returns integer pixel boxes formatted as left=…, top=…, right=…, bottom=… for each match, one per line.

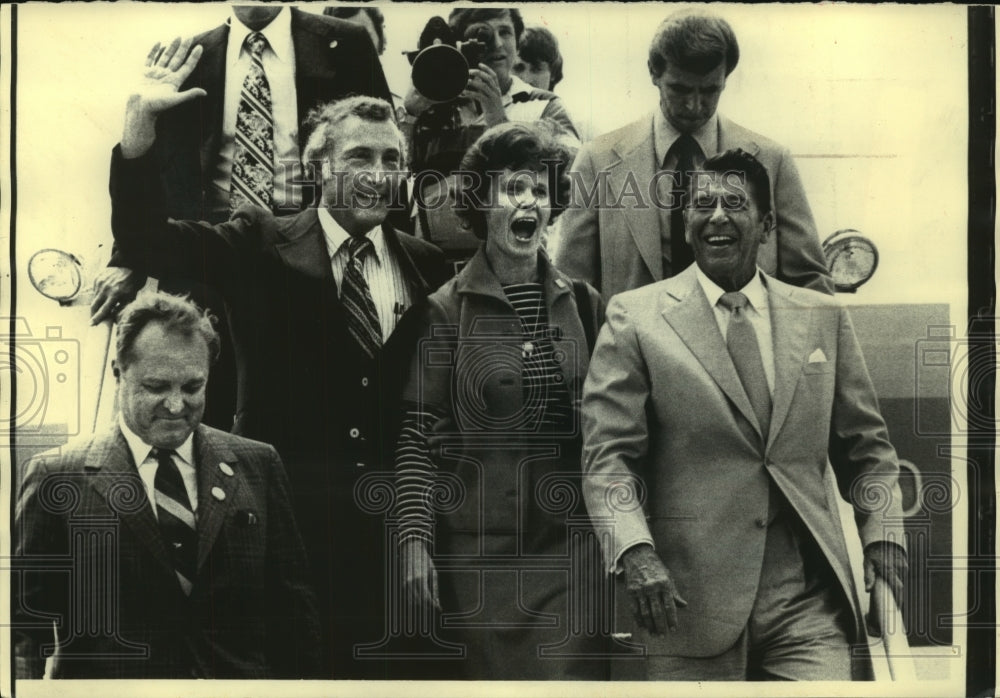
left=519, top=26, right=563, bottom=89
left=455, top=121, right=572, bottom=240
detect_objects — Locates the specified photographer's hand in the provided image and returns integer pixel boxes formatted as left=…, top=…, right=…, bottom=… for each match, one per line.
left=122, top=37, right=206, bottom=159
left=464, top=64, right=508, bottom=127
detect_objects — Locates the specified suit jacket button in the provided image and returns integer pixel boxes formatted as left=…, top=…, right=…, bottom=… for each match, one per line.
left=756, top=517, right=767, bottom=528
left=356, top=462, right=366, bottom=468
left=361, top=377, right=369, bottom=387
left=349, top=427, right=360, bottom=439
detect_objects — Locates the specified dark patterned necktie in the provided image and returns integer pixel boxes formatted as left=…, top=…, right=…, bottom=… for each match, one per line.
left=152, top=448, right=197, bottom=595
left=718, top=292, right=772, bottom=441
left=666, top=134, right=701, bottom=274
left=341, top=236, right=383, bottom=359
left=229, top=31, right=275, bottom=213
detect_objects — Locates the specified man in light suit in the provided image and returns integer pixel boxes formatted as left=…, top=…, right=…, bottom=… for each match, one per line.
left=14, top=292, right=321, bottom=679
left=581, top=149, right=907, bottom=680
left=91, top=5, right=394, bottom=430
left=553, top=10, right=834, bottom=300
left=109, top=40, right=449, bottom=678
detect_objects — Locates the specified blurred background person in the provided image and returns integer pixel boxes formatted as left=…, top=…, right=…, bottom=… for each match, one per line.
left=91, top=5, right=393, bottom=431
left=513, top=25, right=564, bottom=92
left=394, top=123, right=609, bottom=680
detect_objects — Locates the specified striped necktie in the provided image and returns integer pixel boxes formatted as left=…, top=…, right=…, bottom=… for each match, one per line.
left=341, top=236, right=383, bottom=359
left=153, top=448, right=197, bottom=595
left=718, top=291, right=772, bottom=441
left=229, top=31, right=275, bottom=213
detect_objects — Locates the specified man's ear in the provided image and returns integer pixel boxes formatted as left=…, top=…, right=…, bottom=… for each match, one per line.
left=111, top=360, right=121, bottom=380
left=759, top=210, right=775, bottom=243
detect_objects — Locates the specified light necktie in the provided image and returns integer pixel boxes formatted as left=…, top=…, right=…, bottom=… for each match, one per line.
left=666, top=134, right=701, bottom=275
left=229, top=31, right=275, bottom=213
left=341, top=236, right=383, bottom=359
left=718, top=292, right=772, bottom=441
left=152, top=448, right=197, bottom=595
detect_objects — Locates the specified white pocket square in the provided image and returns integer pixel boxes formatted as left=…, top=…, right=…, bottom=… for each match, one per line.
left=808, top=348, right=828, bottom=363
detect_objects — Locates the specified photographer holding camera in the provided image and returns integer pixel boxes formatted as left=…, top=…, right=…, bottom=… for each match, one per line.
left=404, top=9, right=579, bottom=143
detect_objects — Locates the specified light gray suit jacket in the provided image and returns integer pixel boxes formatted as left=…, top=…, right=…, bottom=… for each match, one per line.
left=554, top=114, right=835, bottom=300
left=581, top=267, right=904, bottom=660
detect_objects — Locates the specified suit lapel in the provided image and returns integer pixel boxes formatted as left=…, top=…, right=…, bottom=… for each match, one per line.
left=291, top=8, right=338, bottom=146
left=384, top=222, right=433, bottom=300
left=193, top=427, right=240, bottom=571
left=765, top=281, right=811, bottom=448
left=193, top=24, right=228, bottom=171
left=275, top=209, right=335, bottom=282
left=716, top=116, right=762, bottom=158
left=660, top=269, right=763, bottom=437
left=611, top=118, right=662, bottom=282
left=83, top=429, right=175, bottom=577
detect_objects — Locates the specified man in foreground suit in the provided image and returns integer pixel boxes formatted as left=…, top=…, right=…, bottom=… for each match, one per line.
left=581, top=149, right=907, bottom=680
left=14, top=292, right=320, bottom=679
left=553, top=10, right=834, bottom=300
left=91, top=5, right=394, bottom=430
left=109, top=40, right=449, bottom=678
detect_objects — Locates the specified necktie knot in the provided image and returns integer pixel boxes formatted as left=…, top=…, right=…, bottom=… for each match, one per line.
left=152, top=448, right=177, bottom=465
left=246, top=31, right=268, bottom=58
left=665, top=133, right=701, bottom=169
left=719, top=291, right=749, bottom=313
left=347, top=235, right=374, bottom=262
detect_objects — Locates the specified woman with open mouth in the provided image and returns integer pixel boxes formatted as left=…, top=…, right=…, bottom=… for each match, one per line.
left=392, top=121, right=609, bottom=680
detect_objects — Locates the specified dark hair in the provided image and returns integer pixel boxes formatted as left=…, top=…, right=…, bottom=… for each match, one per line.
left=696, top=148, right=772, bottom=216
left=448, top=8, right=524, bottom=45
left=648, top=10, right=739, bottom=78
left=518, top=26, right=563, bottom=89
left=116, top=292, right=220, bottom=370
left=455, top=121, right=572, bottom=240
left=302, top=95, right=403, bottom=165
left=323, top=7, right=386, bottom=54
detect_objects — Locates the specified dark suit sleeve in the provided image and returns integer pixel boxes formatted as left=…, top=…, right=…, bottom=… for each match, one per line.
left=110, top=145, right=255, bottom=295
left=552, top=144, right=602, bottom=290
left=262, top=445, right=323, bottom=678
left=828, top=305, right=906, bottom=549
left=771, top=149, right=835, bottom=295
left=13, top=457, right=66, bottom=679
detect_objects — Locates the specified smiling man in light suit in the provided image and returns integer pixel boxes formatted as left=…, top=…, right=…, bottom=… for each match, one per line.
left=554, top=10, right=833, bottom=301
left=581, top=149, right=907, bottom=681
left=14, top=292, right=320, bottom=679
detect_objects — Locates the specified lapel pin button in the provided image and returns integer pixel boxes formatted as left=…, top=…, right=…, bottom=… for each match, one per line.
left=329, top=40, right=338, bottom=49
left=211, top=487, right=226, bottom=501
left=219, top=462, right=234, bottom=477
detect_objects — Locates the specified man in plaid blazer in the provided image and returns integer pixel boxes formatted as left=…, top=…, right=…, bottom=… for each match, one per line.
left=13, top=292, right=321, bottom=679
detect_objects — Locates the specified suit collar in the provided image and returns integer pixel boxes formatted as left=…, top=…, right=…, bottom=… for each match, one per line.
left=717, top=115, right=762, bottom=158
left=225, top=7, right=293, bottom=67
left=275, top=208, right=333, bottom=281
left=762, top=278, right=812, bottom=446
left=659, top=266, right=764, bottom=441
left=192, top=426, right=239, bottom=571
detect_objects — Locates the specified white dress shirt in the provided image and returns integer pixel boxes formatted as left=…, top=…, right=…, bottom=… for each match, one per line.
left=209, top=7, right=301, bottom=217
left=120, top=417, right=198, bottom=518
left=696, top=267, right=776, bottom=394
left=318, top=207, right=412, bottom=342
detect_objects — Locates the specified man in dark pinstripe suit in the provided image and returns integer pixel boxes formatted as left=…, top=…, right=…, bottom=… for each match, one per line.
left=108, top=40, right=449, bottom=678
left=14, top=292, right=321, bottom=679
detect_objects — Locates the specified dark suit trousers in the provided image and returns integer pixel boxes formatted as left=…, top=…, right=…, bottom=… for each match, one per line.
left=647, top=507, right=853, bottom=681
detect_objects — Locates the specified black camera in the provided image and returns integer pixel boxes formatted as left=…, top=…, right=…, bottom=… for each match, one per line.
left=406, top=17, right=494, bottom=103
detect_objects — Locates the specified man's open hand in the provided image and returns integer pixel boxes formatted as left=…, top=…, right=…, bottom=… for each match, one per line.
left=121, top=37, right=206, bottom=158
left=622, top=544, right=687, bottom=635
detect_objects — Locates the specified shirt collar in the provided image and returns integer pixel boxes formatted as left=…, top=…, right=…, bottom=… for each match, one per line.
left=227, top=6, right=293, bottom=67
left=653, top=109, right=719, bottom=167
left=503, top=74, right=534, bottom=107
left=696, top=266, right=769, bottom=314
left=317, top=207, right=383, bottom=264
left=118, top=415, right=195, bottom=469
